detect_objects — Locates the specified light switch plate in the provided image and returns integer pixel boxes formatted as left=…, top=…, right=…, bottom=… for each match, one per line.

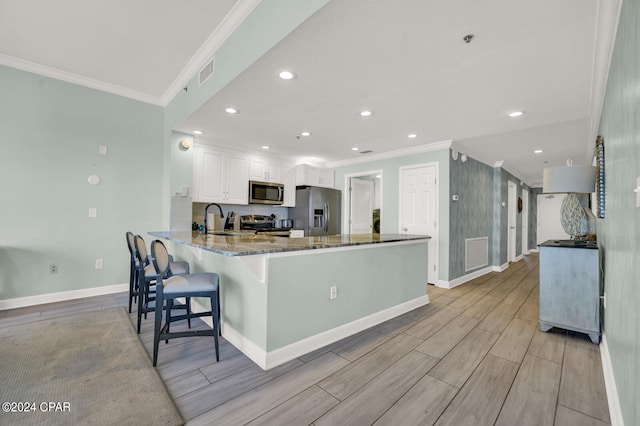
left=89, top=208, right=97, bottom=218
left=99, top=145, right=108, bottom=155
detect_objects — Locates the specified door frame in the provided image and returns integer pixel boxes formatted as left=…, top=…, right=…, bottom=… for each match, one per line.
left=398, top=162, right=439, bottom=284
left=349, top=177, right=374, bottom=234
left=343, top=169, right=383, bottom=236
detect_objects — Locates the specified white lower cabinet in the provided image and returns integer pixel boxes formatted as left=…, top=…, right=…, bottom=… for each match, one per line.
left=193, top=146, right=249, bottom=204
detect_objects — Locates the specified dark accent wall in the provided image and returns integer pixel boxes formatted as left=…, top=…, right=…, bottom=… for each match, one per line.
left=492, top=168, right=531, bottom=267
left=449, top=154, right=494, bottom=278
left=529, top=187, right=542, bottom=249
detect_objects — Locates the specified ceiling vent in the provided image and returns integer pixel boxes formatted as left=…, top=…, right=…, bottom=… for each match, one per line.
left=359, top=150, right=373, bottom=154
left=199, top=58, right=215, bottom=86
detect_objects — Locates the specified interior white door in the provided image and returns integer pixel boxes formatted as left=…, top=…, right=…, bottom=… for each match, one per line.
left=350, top=177, right=373, bottom=234
left=508, top=181, right=517, bottom=262
left=400, top=165, right=437, bottom=283
left=537, top=193, right=569, bottom=244
left=522, top=188, right=529, bottom=254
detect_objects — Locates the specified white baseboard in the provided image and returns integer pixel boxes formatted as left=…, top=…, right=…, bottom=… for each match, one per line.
left=436, top=266, right=494, bottom=289
left=264, top=295, right=430, bottom=370
left=600, top=333, right=624, bottom=426
left=191, top=295, right=430, bottom=370
left=0, top=283, right=129, bottom=311
left=493, top=262, right=509, bottom=272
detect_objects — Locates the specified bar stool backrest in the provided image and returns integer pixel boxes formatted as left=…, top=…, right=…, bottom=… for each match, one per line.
left=134, top=235, right=149, bottom=266
left=150, top=240, right=171, bottom=278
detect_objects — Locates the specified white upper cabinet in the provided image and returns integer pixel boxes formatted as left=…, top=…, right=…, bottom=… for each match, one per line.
left=318, top=167, right=335, bottom=188
left=282, top=166, right=297, bottom=207
left=249, top=156, right=282, bottom=183
left=193, top=145, right=249, bottom=204
left=295, top=164, right=334, bottom=188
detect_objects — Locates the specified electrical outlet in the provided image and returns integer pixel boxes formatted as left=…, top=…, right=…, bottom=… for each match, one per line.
left=95, top=259, right=104, bottom=269
left=330, top=285, right=337, bottom=300
left=88, top=208, right=97, bottom=218
left=49, top=263, right=58, bottom=274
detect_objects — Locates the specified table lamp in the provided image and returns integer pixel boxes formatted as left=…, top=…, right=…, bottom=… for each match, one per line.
left=542, top=161, right=597, bottom=240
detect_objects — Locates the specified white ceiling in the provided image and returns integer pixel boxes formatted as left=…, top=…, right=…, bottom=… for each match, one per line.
left=0, top=0, right=620, bottom=186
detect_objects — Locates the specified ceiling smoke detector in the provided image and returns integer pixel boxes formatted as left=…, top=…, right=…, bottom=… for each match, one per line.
left=463, top=34, right=475, bottom=44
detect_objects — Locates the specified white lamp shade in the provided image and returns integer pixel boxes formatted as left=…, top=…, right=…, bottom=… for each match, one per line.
left=542, top=165, right=596, bottom=193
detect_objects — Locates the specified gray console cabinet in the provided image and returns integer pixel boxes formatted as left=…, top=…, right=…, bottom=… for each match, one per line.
left=539, top=241, right=600, bottom=344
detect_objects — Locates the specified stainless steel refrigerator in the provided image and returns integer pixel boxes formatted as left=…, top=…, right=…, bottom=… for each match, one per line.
left=289, top=186, right=342, bottom=236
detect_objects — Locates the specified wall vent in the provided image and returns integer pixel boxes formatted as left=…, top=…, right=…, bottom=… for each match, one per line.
left=199, top=58, right=215, bottom=86
left=465, top=237, right=488, bottom=271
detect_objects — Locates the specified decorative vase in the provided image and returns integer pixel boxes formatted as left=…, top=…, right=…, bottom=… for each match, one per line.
left=560, top=193, right=587, bottom=239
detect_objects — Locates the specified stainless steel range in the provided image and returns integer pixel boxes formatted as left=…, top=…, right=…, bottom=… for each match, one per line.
left=240, top=215, right=292, bottom=237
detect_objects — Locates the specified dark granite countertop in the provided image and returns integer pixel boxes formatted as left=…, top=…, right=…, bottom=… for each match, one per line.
left=149, top=231, right=430, bottom=257
left=539, top=239, right=598, bottom=249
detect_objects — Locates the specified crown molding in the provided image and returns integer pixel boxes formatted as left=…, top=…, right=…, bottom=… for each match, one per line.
left=0, top=0, right=261, bottom=107
left=326, top=140, right=452, bottom=168
left=159, top=0, right=261, bottom=106
left=0, top=53, right=163, bottom=105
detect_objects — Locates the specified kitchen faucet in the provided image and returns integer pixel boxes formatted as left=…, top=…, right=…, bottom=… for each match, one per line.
left=204, top=203, right=224, bottom=233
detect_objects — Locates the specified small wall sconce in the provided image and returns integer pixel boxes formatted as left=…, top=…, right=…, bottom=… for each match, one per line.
left=179, top=139, right=192, bottom=150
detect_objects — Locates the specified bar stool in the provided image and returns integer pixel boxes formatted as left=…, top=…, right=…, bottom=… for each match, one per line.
left=133, top=235, right=190, bottom=333
left=150, top=239, right=220, bottom=366
left=125, top=232, right=138, bottom=313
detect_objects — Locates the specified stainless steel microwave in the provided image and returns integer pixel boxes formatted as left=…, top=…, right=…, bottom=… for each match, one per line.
left=248, top=180, right=284, bottom=205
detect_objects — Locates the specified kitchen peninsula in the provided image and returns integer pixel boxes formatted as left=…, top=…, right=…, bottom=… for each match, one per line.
left=149, top=231, right=430, bottom=370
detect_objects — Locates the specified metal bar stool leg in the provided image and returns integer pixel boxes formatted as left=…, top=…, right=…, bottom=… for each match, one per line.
left=152, top=284, right=164, bottom=367
left=211, top=294, right=220, bottom=362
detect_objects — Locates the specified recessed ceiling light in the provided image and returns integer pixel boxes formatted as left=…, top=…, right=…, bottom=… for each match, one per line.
left=508, top=111, right=524, bottom=118
left=534, top=149, right=543, bottom=154
left=352, top=147, right=360, bottom=151
left=279, top=70, right=295, bottom=80
left=225, top=107, right=239, bottom=114
left=262, top=146, right=270, bottom=150
left=193, top=130, right=203, bottom=135
left=301, top=131, right=311, bottom=137
left=408, top=133, right=417, bottom=139
left=360, top=110, right=372, bottom=117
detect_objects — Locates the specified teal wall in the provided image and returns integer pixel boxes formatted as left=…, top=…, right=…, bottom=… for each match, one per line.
left=333, top=149, right=450, bottom=280
left=267, top=243, right=428, bottom=351
left=597, top=0, right=640, bottom=423
left=0, top=65, right=164, bottom=300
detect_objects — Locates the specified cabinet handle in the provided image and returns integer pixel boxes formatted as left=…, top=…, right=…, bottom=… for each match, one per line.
left=402, top=227, right=408, bottom=232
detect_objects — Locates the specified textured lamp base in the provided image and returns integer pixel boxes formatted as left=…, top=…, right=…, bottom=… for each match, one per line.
left=560, top=193, right=587, bottom=239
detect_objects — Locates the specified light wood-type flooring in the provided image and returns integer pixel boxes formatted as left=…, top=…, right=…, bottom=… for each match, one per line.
left=1, top=254, right=611, bottom=425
